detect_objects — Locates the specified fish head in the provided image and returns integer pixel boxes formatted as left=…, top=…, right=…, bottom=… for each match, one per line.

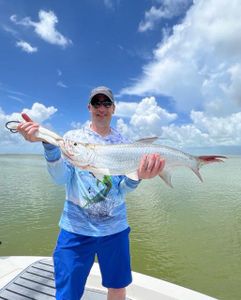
left=60, top=139, right=92, bottom=167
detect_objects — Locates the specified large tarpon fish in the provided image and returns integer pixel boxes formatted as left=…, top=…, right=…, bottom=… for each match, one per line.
left=6, top=121, right=226, bottom=187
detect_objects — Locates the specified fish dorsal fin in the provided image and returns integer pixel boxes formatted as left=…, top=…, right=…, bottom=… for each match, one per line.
left=134, top=137, right=158, bottom=144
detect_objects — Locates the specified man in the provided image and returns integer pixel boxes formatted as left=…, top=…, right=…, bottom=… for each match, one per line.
left=18, top=86, right=165, bottom=300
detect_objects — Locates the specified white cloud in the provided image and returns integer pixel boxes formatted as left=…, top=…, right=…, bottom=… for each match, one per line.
left=190, top=111, right=241, bottom=145
left=16, top=40, right=38, bottom=53
left=115, top=102, right=138, bottom=118
left=115, top=100, right=241, bottom=147
left=8, top=95, right=24, bottom=103
left=222, top=64, right=241, bottom=106
left=103, top=0, right=120, bottom=9
left=116, top=118, right=133, bottom=139
left=104, top=0, right=113, bottom=9
left=10, top=10, right=72, bottom=48
left=0, top=86, right=26, bottom=97
left=115, top=96, right=177, bottom=139
left=161, top=123, right=210, bottom=147
left=71, top=120, right=90, bottom=130
left=57, top=81, right=67, bottom=88
left=138, top=0, right=192, bottom=32
left=0, top=102, right=57, bottom=153
left=22, top=102, right=57, bottom=123
left=2, top=25, right=18, bottom=36
left=122, top=0, right=241, bottom=117
left=130, top=96, right=177, bottom=126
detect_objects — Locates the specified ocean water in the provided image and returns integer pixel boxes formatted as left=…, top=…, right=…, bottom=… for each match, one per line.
left=0, top=154, right=240, bottom=300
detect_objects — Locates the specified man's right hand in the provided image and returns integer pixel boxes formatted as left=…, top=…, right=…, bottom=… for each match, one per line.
left=17, top=113, right=42, bottom=142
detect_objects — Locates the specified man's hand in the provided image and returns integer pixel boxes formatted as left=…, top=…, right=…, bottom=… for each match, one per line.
left=137, top=154, right=165, bottom=179
left=17, top=113, right=41, bottom=142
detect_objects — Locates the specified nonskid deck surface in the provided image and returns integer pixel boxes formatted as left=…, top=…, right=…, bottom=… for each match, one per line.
left=0, top=258, right=55, bottom=300
left=0, top=258, right=117, bottom=300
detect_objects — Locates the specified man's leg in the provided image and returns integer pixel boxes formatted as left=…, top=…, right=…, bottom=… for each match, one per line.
left=97, top=227, right=132, bottom=298
left=53, top=229, right=96, bottom=300
left=107, top=288, right=126, bottom=300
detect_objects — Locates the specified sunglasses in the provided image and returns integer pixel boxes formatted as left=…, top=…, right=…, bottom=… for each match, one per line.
left=90, top=99, right=113, bottom=108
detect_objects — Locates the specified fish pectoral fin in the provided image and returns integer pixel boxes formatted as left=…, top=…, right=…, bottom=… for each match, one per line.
left=126, top=171, right=139, bottom=181
left=134, top=136, right=159, bottom=144
left=191, top=167, right=203, bottom=182
left=159, top=169, right=173, bottom=188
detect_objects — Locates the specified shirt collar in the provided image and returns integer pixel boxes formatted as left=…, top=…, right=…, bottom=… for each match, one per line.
left=85, top=123, right=114, bottom=138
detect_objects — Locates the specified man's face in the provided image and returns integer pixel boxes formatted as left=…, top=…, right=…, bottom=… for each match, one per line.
left=88, top=94, right=115, bottom=127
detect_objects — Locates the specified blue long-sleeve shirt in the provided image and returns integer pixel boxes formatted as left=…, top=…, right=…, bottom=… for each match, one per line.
left=43, top=125, right=140, bottom=236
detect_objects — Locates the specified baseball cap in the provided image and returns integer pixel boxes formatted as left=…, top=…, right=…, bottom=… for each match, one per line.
left=89, top=86, right=114, bottom=103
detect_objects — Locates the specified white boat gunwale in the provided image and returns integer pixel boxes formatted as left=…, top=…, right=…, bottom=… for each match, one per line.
left=0, top=256, right=217, bottom=300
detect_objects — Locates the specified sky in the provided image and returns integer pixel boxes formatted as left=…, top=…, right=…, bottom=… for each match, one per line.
left=1, top=0, right=241, bottom=154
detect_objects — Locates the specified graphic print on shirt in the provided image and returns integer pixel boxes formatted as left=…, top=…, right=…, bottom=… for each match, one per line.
left=80, top=174, right=119, bottom=219
left=83, top=175, right=112, bottom=207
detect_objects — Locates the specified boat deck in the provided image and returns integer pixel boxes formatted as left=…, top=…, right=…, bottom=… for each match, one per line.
left=0, top=258, right=111, bottom=300
left=0, top=256, right=217, bottom=300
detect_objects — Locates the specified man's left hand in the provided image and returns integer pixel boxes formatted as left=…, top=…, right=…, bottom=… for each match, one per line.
left=137, top=154, right=165, bottom=179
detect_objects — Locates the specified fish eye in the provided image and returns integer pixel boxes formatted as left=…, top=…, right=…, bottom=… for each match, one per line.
left=74, top=142, right=77, bottom=146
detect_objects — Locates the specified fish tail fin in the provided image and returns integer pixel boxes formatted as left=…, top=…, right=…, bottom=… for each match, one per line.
left=158, top=156, right=227, bottom=188
left=197, top=155, right=227, bottom=167
left=159, top=169, right=174, bottom=188
left=193, top=155, right=227, bottom=182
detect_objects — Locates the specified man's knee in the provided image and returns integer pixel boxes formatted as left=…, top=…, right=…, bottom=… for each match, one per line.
left=108, top=287, right=126, bottom=300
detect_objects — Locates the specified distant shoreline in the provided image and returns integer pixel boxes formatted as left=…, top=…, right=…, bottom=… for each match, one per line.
left=1, top=145, right=241, bottom=156
left=0, top=153, right=42, bottom=156
left=0, top=153, right=241, bottom=159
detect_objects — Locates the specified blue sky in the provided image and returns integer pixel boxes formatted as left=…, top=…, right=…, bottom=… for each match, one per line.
left=1, top=0, right=241, bottom=154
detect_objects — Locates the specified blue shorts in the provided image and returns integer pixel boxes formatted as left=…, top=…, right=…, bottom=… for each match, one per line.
left=53, top=227, right=132, bottom=300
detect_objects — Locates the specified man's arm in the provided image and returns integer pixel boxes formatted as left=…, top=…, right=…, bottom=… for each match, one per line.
left=18, top=113, right=73, bottom=185
left=17, top=113, right=42, bottom=142
left=119, top=154, right=165, bottom=193
left=43, top=142, right=73, bottom=185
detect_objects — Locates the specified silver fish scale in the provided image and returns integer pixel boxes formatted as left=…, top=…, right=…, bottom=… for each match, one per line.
left=92, top=143, right=198, bottom=174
